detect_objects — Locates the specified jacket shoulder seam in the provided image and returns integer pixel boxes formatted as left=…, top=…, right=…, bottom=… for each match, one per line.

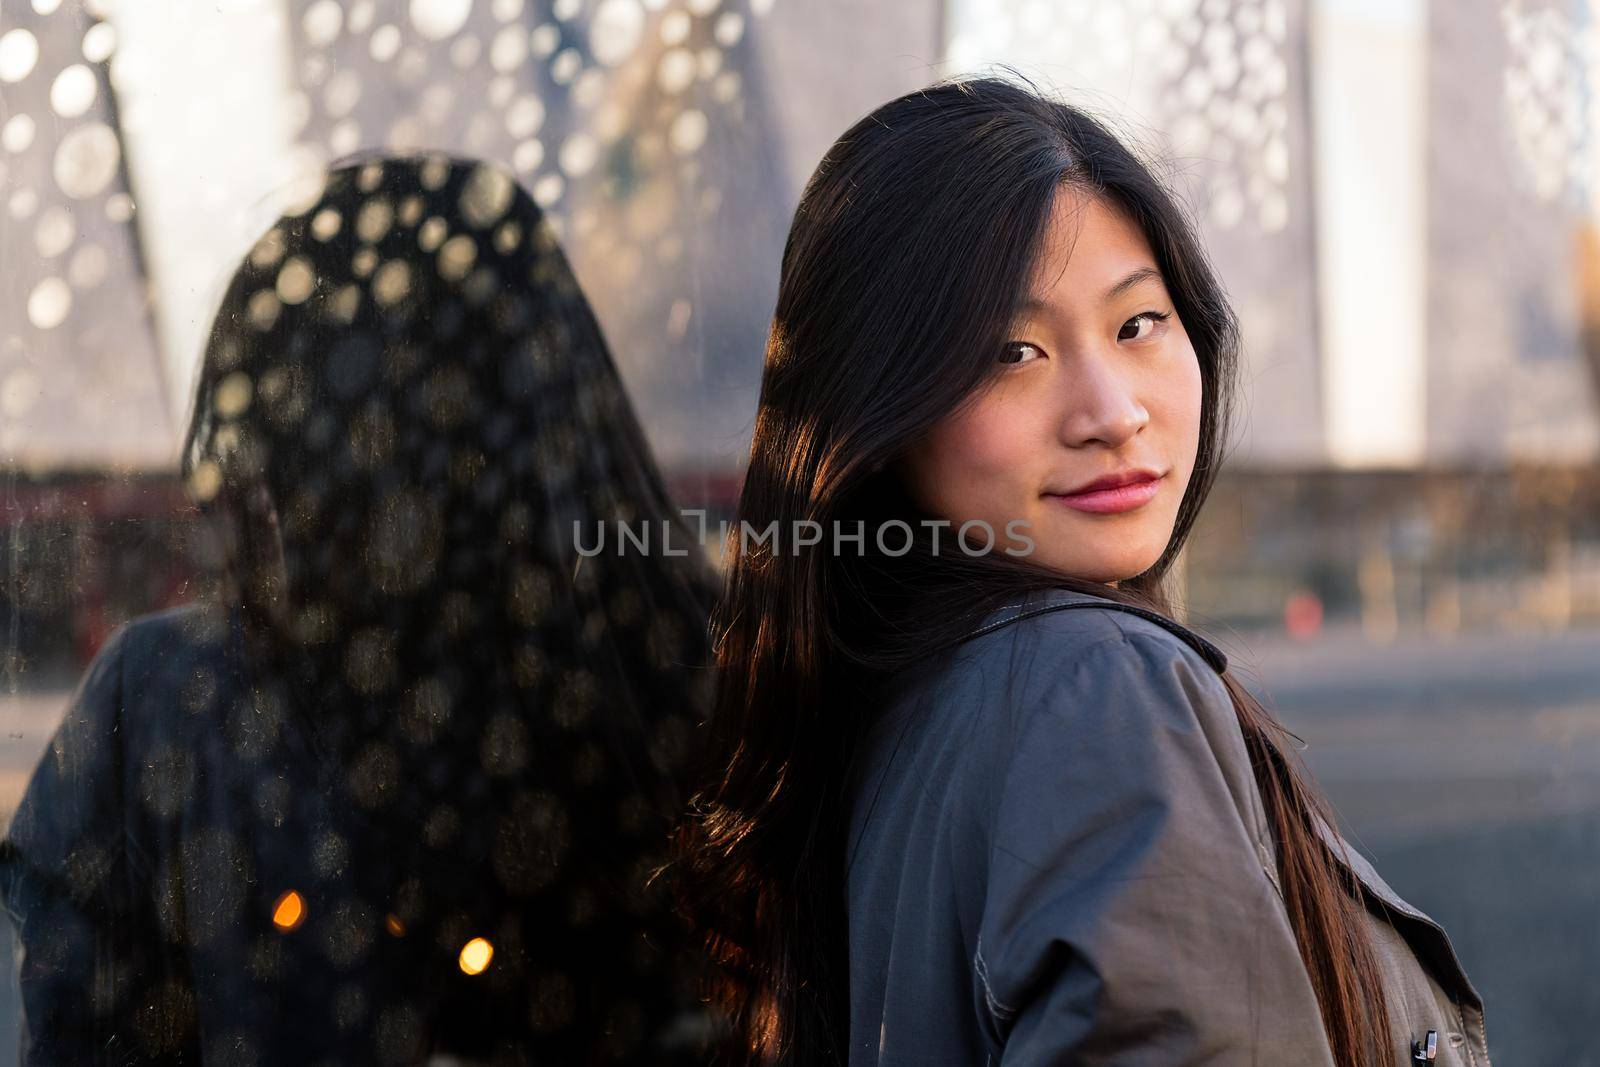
left=965, top=599, right=1228, bottom=673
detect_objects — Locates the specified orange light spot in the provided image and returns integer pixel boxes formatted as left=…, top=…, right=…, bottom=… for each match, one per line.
left=384, top=914, right=405, bottom=937
left=271, top=890, right=305, bottom=931
left=458, top=936, right=493, bottom=975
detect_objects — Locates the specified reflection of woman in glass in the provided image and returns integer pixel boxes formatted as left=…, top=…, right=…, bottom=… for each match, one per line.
left=1, top=154, right=719, bottom=1065
left=679, top=77, right=1491, bottom=1066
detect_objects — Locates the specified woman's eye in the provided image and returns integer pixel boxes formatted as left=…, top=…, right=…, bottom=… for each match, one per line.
left=1119, top=311, right=1171, bottom=342
left=999, top=341, right=1044, bottom=365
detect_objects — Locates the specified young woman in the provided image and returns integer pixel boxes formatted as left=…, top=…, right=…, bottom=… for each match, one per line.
left=1, top=154, right=719, bottom=1065
left=679, top=76, right=1491, bottom=1066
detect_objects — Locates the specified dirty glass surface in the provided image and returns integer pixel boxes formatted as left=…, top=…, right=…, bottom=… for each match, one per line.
left=1, top=0, right=1598, bottom=1063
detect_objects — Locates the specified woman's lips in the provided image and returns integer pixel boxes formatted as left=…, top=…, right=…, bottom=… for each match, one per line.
left=1044, top=474, right=1162, bottom=515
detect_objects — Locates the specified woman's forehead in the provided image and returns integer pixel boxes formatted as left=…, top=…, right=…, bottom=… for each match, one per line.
left=1022, top=193, right=1165, bottom=313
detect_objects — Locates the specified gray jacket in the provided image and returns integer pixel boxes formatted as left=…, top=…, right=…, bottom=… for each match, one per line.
left=843, top=587, right=1491, bottom=1066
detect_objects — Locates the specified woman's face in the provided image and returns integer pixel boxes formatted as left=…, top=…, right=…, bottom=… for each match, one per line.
left=897, top=189, right=1203, bottom=585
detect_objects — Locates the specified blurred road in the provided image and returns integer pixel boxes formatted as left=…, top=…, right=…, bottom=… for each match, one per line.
left=1229, top=620, right=1600, bottom=1066
left=0, top=623, right=1595, bottom=1064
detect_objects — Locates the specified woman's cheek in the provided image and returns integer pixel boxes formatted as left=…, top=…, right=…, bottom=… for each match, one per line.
left=941, top=412, right=1036, bottom=512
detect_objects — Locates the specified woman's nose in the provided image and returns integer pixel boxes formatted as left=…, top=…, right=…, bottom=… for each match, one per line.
left=1056, top=351, right=1149, bottom=448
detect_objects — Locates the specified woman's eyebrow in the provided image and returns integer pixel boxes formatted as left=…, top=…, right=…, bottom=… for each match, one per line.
left=1018, top=266, right=1166, bottom=314
left=1100, top=265, right=1164, bottom=302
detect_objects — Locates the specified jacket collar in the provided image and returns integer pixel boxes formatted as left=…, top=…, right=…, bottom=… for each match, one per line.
left=964, top=586, right=1230, bottom=674
left=1313, top=813, right=1486, bottom=1010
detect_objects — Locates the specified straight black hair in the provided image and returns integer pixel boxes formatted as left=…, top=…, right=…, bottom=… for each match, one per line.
left=677, top=73, right=1391, bottom=1066
left=182, top=154, right=721, bottom=1061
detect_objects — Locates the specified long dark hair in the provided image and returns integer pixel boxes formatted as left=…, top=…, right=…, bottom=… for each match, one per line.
left=182, top=153, right=720, bottom=1062
left=678, top=75, right=1392, bottom=1065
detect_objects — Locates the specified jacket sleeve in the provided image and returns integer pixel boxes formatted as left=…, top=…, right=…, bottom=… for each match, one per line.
left=0, top=624, right=195, bottom=1065
left=973, top=624, right=1337, bottom=1065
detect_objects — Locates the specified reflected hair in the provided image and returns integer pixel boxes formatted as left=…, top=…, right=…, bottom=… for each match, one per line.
left=178, top=153, right=720, bottom=1061
left=677, top=73, right=1392, bottom=1065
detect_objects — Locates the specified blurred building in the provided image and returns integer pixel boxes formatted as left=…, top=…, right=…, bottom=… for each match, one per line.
left=3, top=0, right=1600, bottom=682
left=931, top=0, right=1600, bottom=632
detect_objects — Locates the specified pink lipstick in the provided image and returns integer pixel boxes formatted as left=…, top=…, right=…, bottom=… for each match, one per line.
left=1044, top=471, right=1164, bottom=515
